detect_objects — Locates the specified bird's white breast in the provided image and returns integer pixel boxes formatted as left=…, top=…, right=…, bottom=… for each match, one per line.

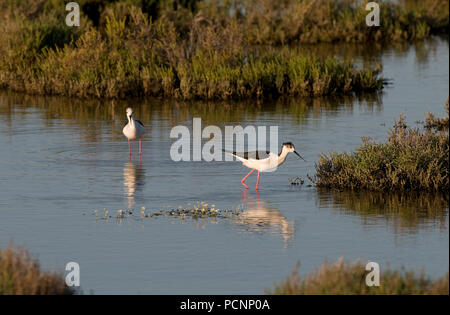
left=123, top=121, right=145, bottom=140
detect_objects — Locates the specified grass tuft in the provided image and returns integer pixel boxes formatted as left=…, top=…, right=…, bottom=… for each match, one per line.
left=268, top=258, right=449, bottom=295
left=0, top=243, right=75, bottom=295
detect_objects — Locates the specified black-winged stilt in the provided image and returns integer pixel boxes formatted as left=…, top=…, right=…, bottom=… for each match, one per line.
left=225, top=142, right=305, bottom=190
left=123, top=107, right=146, bottom=157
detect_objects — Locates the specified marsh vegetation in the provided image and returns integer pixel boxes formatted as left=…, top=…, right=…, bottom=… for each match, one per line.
left=268, top=258, right=449, bottom=295
left=311, top=101, right=449, bottom=192
left=0, top=1, right=448, bottom=295
left=0, top=244, right=75, bottom=295
left=14, top=0, right=450, bottom=98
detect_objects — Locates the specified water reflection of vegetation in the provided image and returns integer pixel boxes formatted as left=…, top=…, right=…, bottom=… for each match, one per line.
left=0, top=90, right=381, bottom=137
left=316, top=189, right=449, bottom=233
left=291, top=37, right=448, bottom=68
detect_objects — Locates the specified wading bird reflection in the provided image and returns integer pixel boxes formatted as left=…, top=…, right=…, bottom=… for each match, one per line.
left=123, top=161, right=145, bottom=209
left=235, top=190, right=295, bottom=246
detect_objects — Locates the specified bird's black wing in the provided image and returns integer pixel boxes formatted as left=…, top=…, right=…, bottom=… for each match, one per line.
left=223, top=150, right=271, bottom=160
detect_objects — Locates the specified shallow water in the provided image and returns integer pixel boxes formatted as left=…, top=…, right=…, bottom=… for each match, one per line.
left=0, top=38, right=448, bottom=294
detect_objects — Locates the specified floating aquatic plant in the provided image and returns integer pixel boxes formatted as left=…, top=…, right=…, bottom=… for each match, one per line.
left=289, top=177, right=305, bottom=186
left=88, top=201, right=246, bottom=224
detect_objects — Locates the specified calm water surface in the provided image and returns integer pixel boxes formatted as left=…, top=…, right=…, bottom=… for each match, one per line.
left=0, top=38, right=448, bottom=294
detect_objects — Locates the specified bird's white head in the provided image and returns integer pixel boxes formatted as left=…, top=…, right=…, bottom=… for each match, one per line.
left=282, top=142, right=306, bottom=161
left=126, top=107, right=134, bottom=118
left=282, top=142, right=296, bottom=153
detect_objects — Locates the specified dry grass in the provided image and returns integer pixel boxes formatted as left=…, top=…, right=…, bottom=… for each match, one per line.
left=424, top=99, right=450, bottom=131
left=268, top=258, right=449, bottom=295
left=0, top=243, right=74, bottom=295
left=311, top=101, right=449, bottom=192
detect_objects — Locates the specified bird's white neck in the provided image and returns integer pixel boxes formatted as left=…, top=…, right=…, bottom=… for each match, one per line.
left=128, top=115, right=135, bottom=125
left=277, top=147, right=290, bottom=165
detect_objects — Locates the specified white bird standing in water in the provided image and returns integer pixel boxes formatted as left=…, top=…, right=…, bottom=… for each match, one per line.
left=225, top=142, right=305, bottom=190
left=123, top=107, right=145, bottom=157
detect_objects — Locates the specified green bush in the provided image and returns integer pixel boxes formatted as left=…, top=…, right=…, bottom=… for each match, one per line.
left=311, top=101, right=449, bottom=192
left=0, top=4, right=383, bottom=98
left=1, top=0, right=447, bottom=98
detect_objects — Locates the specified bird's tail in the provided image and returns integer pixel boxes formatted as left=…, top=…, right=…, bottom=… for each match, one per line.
left=222, top=149, right=245, bottom=162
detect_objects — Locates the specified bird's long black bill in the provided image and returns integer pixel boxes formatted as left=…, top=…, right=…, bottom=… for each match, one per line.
left=294, top=151, right=306, bottom=161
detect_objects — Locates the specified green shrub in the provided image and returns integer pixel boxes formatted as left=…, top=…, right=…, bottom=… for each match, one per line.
left=1, top=0, right=447, bottom=99
left=0, top=5, right=383, bottom=99
left=311, top=102, right=449, bottom=192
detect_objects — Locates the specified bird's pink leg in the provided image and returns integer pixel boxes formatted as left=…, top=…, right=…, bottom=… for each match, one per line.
left=139, top=139, right=142, bottom=156
left=128, top=139, right=131, bottom=158
left=256, top=189, right=260, bottom=208
left=139, top=140, right=142, bottom=165
left=256, top=171, right=260, bottom=190
left=241, top=189, right=248, bottom=202
left=241, top=169, right=255, bottom=189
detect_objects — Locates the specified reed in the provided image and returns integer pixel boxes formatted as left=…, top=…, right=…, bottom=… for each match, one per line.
left=268, top=258, right=449, bottom=295
left=0, top=243, right=75, bottom=295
